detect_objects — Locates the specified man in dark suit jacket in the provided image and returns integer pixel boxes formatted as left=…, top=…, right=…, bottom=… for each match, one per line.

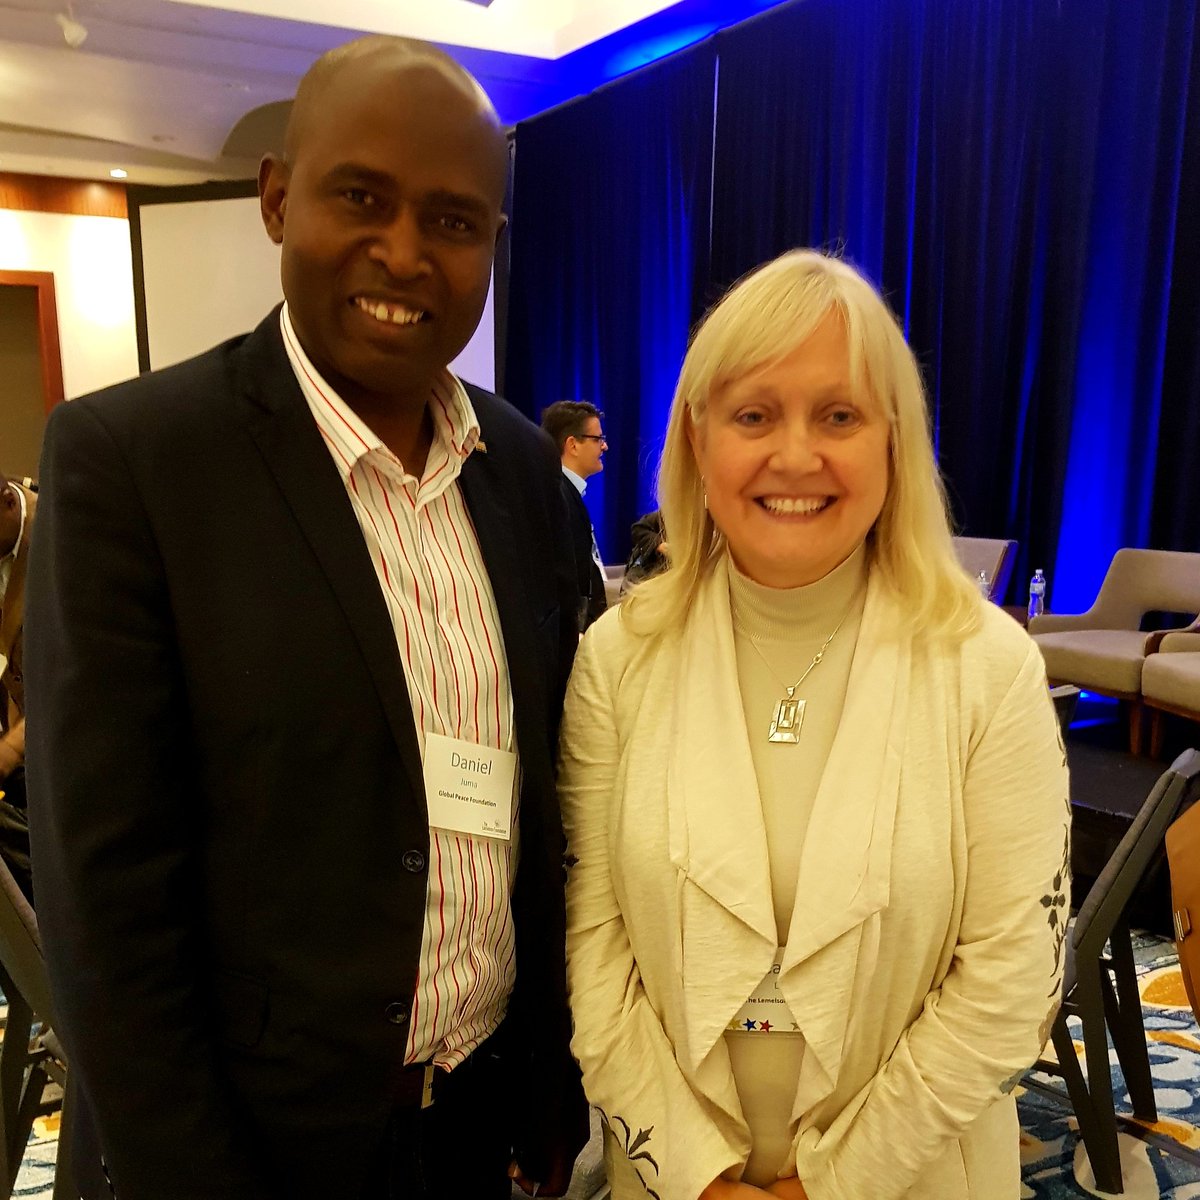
left=26, top=37, right=586, bottom=1200
left=540, top=402, right=608, bottom=631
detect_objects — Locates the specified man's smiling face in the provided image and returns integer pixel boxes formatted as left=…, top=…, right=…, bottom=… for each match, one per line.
left=260, top=57, right=507, bottom=410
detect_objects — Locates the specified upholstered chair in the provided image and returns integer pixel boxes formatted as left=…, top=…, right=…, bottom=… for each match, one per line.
left=951, top=536, right=1018, bottom=603
left=1143, top=619, right=1200, bottom=756
left=1029, top=549, right=1200, bottom=753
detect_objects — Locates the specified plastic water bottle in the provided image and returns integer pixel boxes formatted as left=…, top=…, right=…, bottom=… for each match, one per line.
left=976, top=571, right=991, bottom=599
left=1028, top=569, right=1046, bottom=621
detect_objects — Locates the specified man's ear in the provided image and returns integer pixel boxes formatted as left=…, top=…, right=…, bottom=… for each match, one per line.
left=259, top=154, right=289, bottom=245
left=493, top=212, right=508, bottom=251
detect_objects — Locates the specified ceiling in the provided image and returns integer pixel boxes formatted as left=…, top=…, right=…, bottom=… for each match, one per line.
left=0, top=0, right=787, bottom=186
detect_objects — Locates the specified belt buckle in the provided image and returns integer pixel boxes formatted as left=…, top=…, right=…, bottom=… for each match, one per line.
left=421, top=1062, right=435, bottom=1109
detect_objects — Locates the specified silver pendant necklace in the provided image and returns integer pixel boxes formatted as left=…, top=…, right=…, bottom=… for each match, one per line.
left=745, top=607, right=853, bottom=744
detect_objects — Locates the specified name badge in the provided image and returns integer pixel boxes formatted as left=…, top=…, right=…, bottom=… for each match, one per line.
left=727, top=950, right=800, bottom=1035
left=423, top=733, right=516, bottom=842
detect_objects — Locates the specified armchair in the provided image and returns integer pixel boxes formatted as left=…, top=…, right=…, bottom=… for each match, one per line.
left=951, top=536, right=1017, bottom=603
left=1143, top=617, right=1200, bottom=757
left=1029, top=549, right=1200, bottom=753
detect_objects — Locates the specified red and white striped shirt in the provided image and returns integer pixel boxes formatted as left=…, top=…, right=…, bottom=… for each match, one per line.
left=281, top=305, right=518, bottom=1070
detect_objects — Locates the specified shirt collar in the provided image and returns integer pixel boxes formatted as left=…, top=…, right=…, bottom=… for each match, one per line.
left=279, top=304, right=482, bottom=484
left=0, top=486, right=25, bottom=607
left=1, top=485, right=27, bottom=565
left=562, top=466, right=587, bottom=496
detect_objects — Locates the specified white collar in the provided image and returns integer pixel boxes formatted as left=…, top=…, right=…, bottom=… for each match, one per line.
left=562, top=465, right=587, bottom=496
left=0, top=485, right=26, bottom=607
left=2, top=485, right=26, bottom=565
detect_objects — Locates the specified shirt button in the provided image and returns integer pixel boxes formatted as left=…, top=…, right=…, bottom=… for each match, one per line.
left=385, top=1001, right=410, bottom=1025
left=402, top=850, right=426, bottom=874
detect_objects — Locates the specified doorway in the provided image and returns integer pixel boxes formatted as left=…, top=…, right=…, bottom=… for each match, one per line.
left=0, top=271, right=64, bottom=481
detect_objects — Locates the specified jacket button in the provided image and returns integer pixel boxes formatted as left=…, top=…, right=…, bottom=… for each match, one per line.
left=385, top=1001, right=410, bottom=1025
left=401, top=850, right=426, bottom=873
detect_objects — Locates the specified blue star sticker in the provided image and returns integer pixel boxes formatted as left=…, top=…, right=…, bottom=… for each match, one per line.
left=743, top=1019, right=757, bottom=1031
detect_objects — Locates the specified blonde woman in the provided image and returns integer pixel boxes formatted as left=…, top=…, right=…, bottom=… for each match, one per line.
left=558, top=251, right=1069, bottom=1200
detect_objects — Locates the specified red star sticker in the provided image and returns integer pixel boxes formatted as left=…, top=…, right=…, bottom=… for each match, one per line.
left=760, top=1020, right=772, bottom=1032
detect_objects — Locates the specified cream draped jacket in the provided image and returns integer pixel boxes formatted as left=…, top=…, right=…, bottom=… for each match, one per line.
left=559, top=558, right=1070, bottom=1200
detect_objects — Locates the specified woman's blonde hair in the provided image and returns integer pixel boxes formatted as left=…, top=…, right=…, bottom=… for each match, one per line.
left=625, top=249, right=981, bottom=640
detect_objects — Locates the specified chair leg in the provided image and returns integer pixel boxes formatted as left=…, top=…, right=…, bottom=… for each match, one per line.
left=1050, top=1015, right=1121, bottom=1195
left=11, top=1062, right=46, bottom=1171
left=1129, top=700, right=1145, bottom=756
left=50, top=1072, right=75, bottom=1200
left=1071, top=973, right=1126, bottom=1194
left=1105, top=926, right=1157, bottom=1123
left=0, top=986, right=34, bottom=1199
left=1148, top=708, right=1166, bottom=759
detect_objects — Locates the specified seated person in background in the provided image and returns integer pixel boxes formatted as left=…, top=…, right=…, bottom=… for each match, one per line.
left=559, top=250, right=1069, bottom=1200
left=541, top=401, right=609, bottom=630
left=0, top=470, right=33, bottom=903
left=623, top=508, right=668, bottom=590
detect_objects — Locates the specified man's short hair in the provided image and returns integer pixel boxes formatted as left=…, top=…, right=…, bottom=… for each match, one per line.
left=540, top=401, right=604, bottom=455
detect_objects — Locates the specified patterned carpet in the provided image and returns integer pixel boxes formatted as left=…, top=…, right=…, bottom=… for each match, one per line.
left=1017, top=934, right=1200, bottom=1198
left=7, top=936, right=1199, bottom=1198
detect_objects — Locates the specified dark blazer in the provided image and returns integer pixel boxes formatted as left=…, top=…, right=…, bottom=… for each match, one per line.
left=558, top=475, right=607, bottom=631
left=25, top=311, right=587, bottom=1200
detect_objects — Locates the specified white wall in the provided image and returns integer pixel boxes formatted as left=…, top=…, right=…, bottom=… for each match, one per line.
left=0, top=197, right=497, bottom=406
left=0, top=208, right=139, bottom=399
left=138, top=194, right=496, bottom=390
left=140, top=196, right=282, bottom=371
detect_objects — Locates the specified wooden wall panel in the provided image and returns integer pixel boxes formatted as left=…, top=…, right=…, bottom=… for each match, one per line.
left=0, top=173, right=127, bottom=219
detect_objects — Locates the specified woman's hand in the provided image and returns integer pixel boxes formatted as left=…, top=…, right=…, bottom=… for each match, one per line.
left=766, top=1180, right=809, bottom=1200
left=698, top=1179, right=774, bottom=1199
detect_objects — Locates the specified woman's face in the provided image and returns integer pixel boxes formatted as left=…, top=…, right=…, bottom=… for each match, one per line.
left=688, top=311, right=891, bottom=590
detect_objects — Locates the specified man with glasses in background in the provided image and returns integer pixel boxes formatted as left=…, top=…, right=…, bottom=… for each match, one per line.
left=541, top=401, right=608, bottom=631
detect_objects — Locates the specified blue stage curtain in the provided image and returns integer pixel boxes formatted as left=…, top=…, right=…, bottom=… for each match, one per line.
left=504, top=44, right=716, bottom=563
left=709, top=0, right=1200, bottom=607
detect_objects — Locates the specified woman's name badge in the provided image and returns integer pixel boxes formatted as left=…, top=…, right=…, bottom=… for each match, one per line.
left=727, top=951, right=800, bottom=1034
left=423, top=733, right=517, bottom=841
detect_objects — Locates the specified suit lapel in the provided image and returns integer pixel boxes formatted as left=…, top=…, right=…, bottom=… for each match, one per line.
left=666, top=558, right=778, bottom=1078
left=235, top=314, right=427, bottom=809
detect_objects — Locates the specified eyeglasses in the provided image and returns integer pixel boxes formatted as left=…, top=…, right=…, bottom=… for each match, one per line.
left=576, top=434, right=607, bottom=444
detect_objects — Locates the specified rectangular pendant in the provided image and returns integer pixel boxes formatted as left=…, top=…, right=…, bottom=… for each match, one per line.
left=768, top=696, right=805, bottom=743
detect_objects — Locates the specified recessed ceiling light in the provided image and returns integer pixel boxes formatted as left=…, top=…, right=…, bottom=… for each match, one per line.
left=110, top=168, right=128, bottom=179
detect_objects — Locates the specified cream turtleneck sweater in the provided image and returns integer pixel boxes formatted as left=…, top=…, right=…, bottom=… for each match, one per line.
left=724, top=543, right=868, bottom=1186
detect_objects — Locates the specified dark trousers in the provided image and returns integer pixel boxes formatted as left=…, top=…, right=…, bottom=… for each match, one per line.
left=360, top=1042, right=513, bottom=1200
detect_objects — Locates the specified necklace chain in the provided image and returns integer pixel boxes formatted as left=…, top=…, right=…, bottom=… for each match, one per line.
left=741, top=600, right=858, bottom=744
left=745, top=607, right=852, bottom=695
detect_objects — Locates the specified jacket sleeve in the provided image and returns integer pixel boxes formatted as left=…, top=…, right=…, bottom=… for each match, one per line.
left=25, top=400, right=275, bottom=1199
left=560, top=627, right=744, bottom=1200
left=799, top=640, right=1070, bottom=1200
